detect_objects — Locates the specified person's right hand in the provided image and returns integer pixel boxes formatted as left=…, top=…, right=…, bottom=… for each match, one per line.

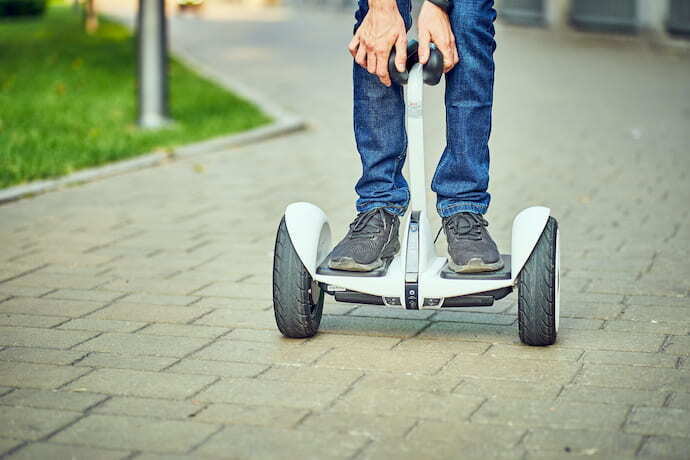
left=348, top=0, right=407, bottom=87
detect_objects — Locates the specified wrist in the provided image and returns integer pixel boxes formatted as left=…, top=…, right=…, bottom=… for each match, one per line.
left=369, top=0, right=397, bottom=12
left=424, top=0, right=449, bottom=13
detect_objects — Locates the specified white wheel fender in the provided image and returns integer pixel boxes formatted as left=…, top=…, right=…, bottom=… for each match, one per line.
left=511, top=206, right=551, bottom=281
left=284, top=202, right=332, bottom=278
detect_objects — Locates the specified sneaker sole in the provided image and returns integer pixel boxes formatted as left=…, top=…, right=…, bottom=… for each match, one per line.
left=448, top=257, right=505, bottom=274
left=328, top=256, right=386, bottom=272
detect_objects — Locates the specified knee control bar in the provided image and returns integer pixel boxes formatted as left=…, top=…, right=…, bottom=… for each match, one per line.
left=388, top=39, right=444, bottom=86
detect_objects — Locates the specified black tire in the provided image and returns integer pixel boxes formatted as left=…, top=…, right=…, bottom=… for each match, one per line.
left=272, top=217, right=324, bottom=338
left=518, top=217, right=559, bottom=346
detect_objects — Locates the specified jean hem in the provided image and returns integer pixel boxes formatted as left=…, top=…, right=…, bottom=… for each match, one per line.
left=437, top=202, right=488, bottom=218
left=357, top=202, right=408, bottom=217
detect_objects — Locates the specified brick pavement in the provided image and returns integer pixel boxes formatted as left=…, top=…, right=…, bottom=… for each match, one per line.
left=1, top=2, right=689, bottom=458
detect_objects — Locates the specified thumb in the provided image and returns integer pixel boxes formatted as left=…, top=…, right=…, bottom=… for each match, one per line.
left=418, top=32, right=430, bottom=64
left=394, top=35, right=407, bottom=73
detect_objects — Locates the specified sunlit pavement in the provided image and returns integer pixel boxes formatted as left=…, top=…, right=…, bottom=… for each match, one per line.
left=1, top=2, right=689, bottom=458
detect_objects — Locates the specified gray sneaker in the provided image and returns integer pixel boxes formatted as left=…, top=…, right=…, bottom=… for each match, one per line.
left=442, top=212, right=504, bottom=273
left=328, top=208, right=400, bottom=272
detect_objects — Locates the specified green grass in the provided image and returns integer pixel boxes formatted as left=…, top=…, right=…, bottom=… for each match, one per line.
left=0, top=4, right=271, bottom=188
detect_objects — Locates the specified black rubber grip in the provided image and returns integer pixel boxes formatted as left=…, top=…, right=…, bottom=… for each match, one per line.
left=388, top=40, right=444, bottom=86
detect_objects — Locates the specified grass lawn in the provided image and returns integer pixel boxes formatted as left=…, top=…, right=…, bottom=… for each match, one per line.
left=0, top=4, right=271, bottom=188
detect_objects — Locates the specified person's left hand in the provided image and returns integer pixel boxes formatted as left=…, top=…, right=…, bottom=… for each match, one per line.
left=417, top=1, right=459, bottom=73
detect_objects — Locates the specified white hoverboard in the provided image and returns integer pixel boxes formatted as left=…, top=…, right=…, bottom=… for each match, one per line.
left=272, top=43, right=560, bottom=346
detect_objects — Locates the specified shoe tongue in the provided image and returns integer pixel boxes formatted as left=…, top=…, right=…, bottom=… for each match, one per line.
left=352, top=210, right=384, bottom=234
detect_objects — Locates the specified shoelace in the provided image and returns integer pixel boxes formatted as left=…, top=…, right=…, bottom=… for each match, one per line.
left=445, top=213, right=488, bottom=241
left=348, top=208, right=386, bottom=239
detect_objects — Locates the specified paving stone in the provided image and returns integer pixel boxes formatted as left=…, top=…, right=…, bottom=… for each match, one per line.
left=304, top=333, right=401, bottom=350
left=485, top=344, right=583, bottom=361
left=625, top=407, right=690, bottom=437
left=637, top=436, right=690, bottom=458
left=0, top=313, right=66, bottom=328
left=51, top=414, right=219, bottom=453
left=319, top=315, right=429, bottom=337
left=558, top=385, right=668, bottom=407
left=0, top=389, right=106, bottom=412
left=222, top=328, right=286, bottom=342
left=409, top=420, right=525, bottom=447
left=195, top=424, right=367, bottom=459
left=260, top=365, right=362, bottom=386
left=57, top=318, right=147, bottom=333
left=524, top=428, right=642, bottom=456
left=664, top=335, right=690, bottom=356
left=575, top=364, right=690, bottom=391
left=0, top=286, right=55, bottom=297
left=392, top=338, right=489, bottom=354
left=0, top=347, right=86, bottom=365
left=582, top=350, right=678, bottom=368
left=193, top=297, right=272, bottom=311
left=137, top=323, right=228, bottom=338
left=315, top=348, right=452, bottom=375
left=74, top=332, right=210, bottom=358
left=354, top=372, right=458, bottom=393
left=0, top=439, right=23, bottom=457
left=193, top=403, right=308, bottom=427
left=622, top=305, right=690, bottom=324
left=625, top=296, right=690, bottom=307
left=431, top=311, right=516, bottom=325
left=100, top=278, right=210, bottom=296
left=166, top=359, right=267, bottom=378
left=473, top=399, right=629, bottom=430
left=560, top=302, right=623, bottom=320
left=555, top=330, right=665, bottom=352
left=195, top=378, right=343, bottom=409
left=192, top=340, right=324, bottom=365
left=6, top=442, right=129, bottom=460
left=65, top=369, right=215, bottom=399
left=193, top=308, right=277, bottom=329
left=349, top=305, right=435, bottom=320
left=559, top=318, right=605, bottom=330
left=604, top=319, right=690, bottom=335
left=0, top=326, right=96, bottom=350
left=3, top=273, right=106, bottom=290
left=92, top=397, right=203, bottom=419
left=0, top=406, right=81, bottom=440
left=194, top=281, right=273, bottom=299
left=668, top=392, right=690, bottom=410
left=440, top=355, right=579, bottom=383
left=87, top=302, right=211, bottom=324
left=330, top=386, right=483, bottom=420
left=45, top=289, right=124, bottom=303
left=0, top=362, right=90, bottom=389
left=73, top=352, right=177, bottom=372
left=299, top=412, right=417, bottom=440
left=416, top=322, right=517, bottom=343
left=454, top=378, right=562, bottom=400
left=363, top=438, right=525, bottom=460
left=0, top=298, right=103, bottom=318
left=120, top=293, right=200, bottom=306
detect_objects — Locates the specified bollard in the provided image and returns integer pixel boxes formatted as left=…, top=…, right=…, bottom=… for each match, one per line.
left=137, top=0, right=170, bottom=129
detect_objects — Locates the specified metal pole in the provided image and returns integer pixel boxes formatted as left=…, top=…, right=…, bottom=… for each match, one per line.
left=137, top=0, right=170, bottom=129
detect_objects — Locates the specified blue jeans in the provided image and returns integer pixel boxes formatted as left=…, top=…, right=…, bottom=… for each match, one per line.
left=353, top=0, right=497, bottom=217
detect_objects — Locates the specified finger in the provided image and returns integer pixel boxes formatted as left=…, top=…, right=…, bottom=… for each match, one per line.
left=375, top=45, right=392, bottom=85
left=440, top=43, right=454, bottom=72
left=355, top=43, right=367, bottom=67
left=418, top=31, right=430, bottom=64
left=394, top=34, right=407, bottom=73
left=367, top=51, right=377, bottom=75
left=348, top=35, right=360, bottom=58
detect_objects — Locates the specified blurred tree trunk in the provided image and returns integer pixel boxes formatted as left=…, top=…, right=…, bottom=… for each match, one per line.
left=84, top=0, right=98, bottom=34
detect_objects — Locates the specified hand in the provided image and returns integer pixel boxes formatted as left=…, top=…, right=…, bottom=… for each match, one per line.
left=348, top=0, right=407, bottom=87
left=417, top=1, right=459, bottom=73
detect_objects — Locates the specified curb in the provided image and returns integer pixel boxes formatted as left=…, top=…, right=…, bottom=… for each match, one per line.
left=0, top=28, right=307, bottom=205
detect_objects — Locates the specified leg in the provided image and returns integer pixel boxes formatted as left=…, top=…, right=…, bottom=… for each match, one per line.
left=432, top=0, right=497, bottom=217
left=353, top=0, right=412, bottom=217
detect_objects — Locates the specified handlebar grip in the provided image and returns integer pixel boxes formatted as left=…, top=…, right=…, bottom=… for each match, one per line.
left=387, top=40, right=444, bottom=86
